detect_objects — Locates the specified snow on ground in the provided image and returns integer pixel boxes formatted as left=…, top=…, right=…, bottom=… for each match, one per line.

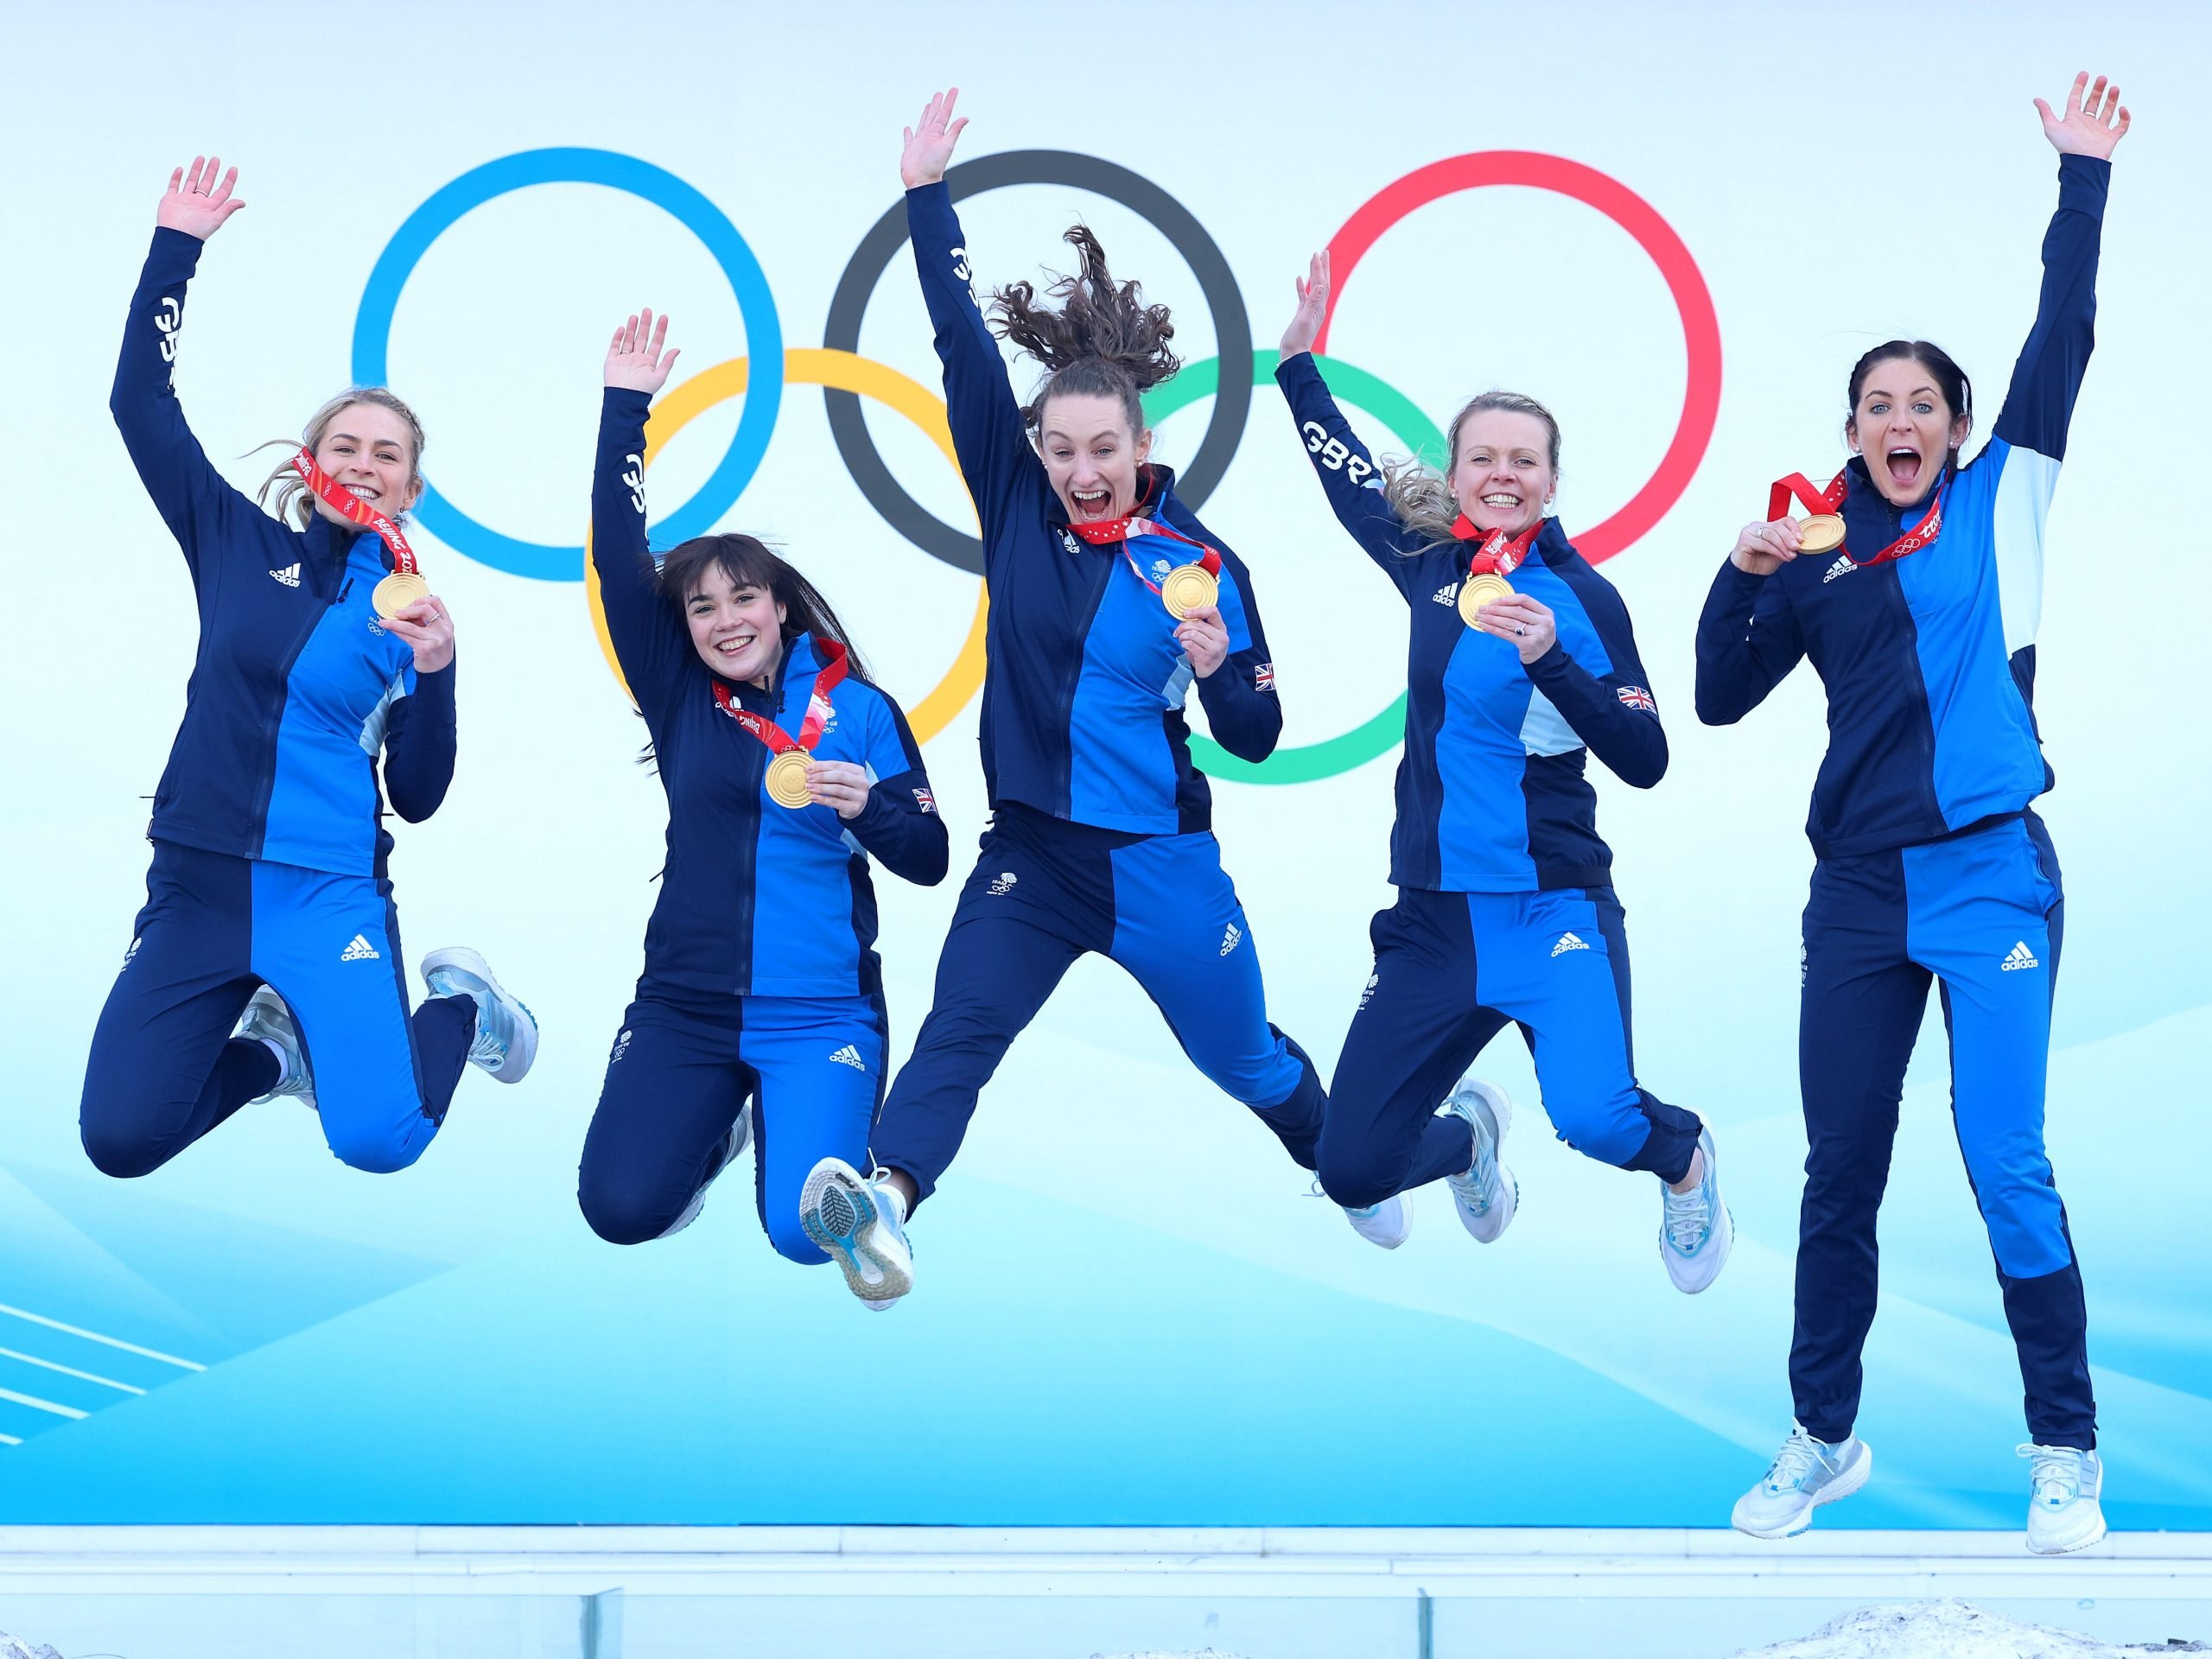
left=0, top=1637, right=61, bottom=1659
left=1733, top=1599, right=2209, bottom=1657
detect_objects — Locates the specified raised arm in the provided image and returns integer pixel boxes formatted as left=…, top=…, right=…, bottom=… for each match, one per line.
left=594, top=308, right=691, bottom=704
left=111, top=157, right=252, bottom=569
left=900, top=89, right=1034, bottom=536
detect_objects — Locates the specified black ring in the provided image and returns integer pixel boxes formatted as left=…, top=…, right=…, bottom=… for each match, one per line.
left=823, top=150, right=1254, bottom=576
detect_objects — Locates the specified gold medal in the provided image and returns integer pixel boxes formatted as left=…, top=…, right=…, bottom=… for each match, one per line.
left=1796, top=514, right=1847, bottom=554
left=1457, top=571, right=1515, bottom=628
left=1160, top=563, right=1220, bottom=620
left=764, top=749, right=813, bottom=810
left=372, top=571, right=429, bottom=620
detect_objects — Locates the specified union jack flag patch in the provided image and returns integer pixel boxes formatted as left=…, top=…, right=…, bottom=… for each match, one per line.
left=1255, top=662, right=1275, bottom=691
left=1617, top=685, right=1657, bottom=713
left=913, top=787, right=938, bottom=815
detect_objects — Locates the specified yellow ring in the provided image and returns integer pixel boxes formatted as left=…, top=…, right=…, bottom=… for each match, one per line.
left=587, top=348, right=988, bottom=742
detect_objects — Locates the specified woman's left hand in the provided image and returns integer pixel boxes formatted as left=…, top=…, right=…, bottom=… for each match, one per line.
left=1476, top=593, right=1557, bottom=665
left=1174, top=604, right=1230, bottom=677
left=2037, top=72, right=2130, bottom=159
left=385, top=594, right=455, bottom=673
left=806, top=759, right=873, bottom=820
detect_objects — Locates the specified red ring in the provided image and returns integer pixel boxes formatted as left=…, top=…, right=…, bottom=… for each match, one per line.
left=1314, top=151, right=1722, bottom=567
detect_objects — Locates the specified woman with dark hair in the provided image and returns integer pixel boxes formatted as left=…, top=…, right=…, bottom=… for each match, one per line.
left=579, top=309, right=949, bottom=1264
left=83, top=156, right=537, bottom=1184
left=797, top=89, right=1325, bottom=1307
left=1697, top=75, right=2129, bottom=1553
left=1274, top=260, right=1727, bottom=1288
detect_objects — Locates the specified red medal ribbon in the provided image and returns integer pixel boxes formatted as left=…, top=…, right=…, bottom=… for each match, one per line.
left=293, top=447, right=419, bottom=574
left=1448, top=515, right=1541, bottom=581
left=1066, top=512, right=1223, bottom=599
left=712, top=640, right=850, bottom=755
left=1766, top=468, right=1948, bottom=567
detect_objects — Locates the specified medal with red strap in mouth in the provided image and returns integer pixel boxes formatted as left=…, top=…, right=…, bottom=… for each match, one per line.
left=292, top=447, right=428, bottom=619
left=1449, top=514, right=1541, bottom=628
left=1066, top=512, right=1224, bottom=620
left=712, top=641, right=849, bottom=810
left=1767, top=470, right=1947, bottom=566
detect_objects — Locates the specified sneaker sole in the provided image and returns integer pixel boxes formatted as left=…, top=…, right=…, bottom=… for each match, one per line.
left=800, top=1162, right=912, bottom=1306
left=1344, top=1205, right=1410, bottom=1249
left=1732, top=1444, right=1874, bottom=1539
left=422, top=947, right=539, bottom=1084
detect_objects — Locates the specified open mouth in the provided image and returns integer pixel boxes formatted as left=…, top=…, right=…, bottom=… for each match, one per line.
left=1480, top=493, right=1522, bottom=512
left=1885, top=447, right=1923, bottom=489
left=1070, top=487, right=1114, bottom=521
left=714, top=632, right=758, bottom=661
left=344, top=484, right=380, bottom=503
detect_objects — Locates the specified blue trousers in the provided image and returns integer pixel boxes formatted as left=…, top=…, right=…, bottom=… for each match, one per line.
left=1792, top=812, right=2094, bottom=1448
left=873, top=805, right=1324, bottom=1206
left=577, top=982, right=887, bottom=1262
left=1321, top=885, right=1703, bottom=1208
left=80, top=841, right=474, bottom=1176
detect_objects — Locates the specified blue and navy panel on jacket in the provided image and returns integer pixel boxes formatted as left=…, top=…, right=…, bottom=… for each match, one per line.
left=1694, top=156, right=2107, bottom=861
left=593, top=389, right=950, bottom=998
left=112, top=228, right=455, bottom=878
left=1277, top=352, right=1666, bottom=893
left=906, top=181, right=1282, bottom=836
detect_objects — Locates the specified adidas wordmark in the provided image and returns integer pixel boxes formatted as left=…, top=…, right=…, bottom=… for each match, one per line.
left=1551, top=931, right=1590, bottom=957
left=1821, top=555, right=1857, bottom=584
left=2001, top=941, right=2041, bottom=972
left=339, top=933, right=381, bottom=962
left=270, top=563, right=302, bottom=588
left=828, top=1044, right=866, bottom=1071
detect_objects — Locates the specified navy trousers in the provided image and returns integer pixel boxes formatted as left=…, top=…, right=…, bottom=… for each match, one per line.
left=1792, top=813, right=2094, bottom=1448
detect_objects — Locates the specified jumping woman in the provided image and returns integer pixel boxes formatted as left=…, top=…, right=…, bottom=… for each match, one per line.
left=83, top=156, right=536, bottom=1181
left=1697, top=75, right=2128, bottom=1553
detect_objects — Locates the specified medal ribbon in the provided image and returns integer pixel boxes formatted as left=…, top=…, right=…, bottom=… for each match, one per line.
left=712, top=640, right=850, bottom=756
left=1766, top=467, right=1948, bottom=567
left=1448, top=515, right=1541, bottom=581
left=293, top=447, right=419, bottom=574
left=1066, top=513, right=1223, bottom=598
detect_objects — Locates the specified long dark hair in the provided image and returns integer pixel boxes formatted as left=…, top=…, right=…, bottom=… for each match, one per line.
left=655, top=532, right=874, bottom=685
left=1846, top=340, right=1974, bottom=470
left=988, top=225, right=1180, bottom=438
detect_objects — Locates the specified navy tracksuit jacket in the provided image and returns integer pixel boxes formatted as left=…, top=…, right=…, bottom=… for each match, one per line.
left=1278, top=352, right=1701, bottom=1205
left=868, top=181, right=1325, bottom=1205
left=1695, top=156, right=2109, bottom=1447
left=579, top=388, right=949, bottom=1257
left=81, top=227, right=474, bottom=1178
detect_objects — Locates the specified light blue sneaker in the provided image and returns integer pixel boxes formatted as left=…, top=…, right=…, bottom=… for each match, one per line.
left=420, top=947, right=538, bottom=1084
left=1732, top=1427, right=1873, bottom=1537
left=1660, top=1127, right=1732, bottom=1293
left=1441, top=1076, right=1516, bottom=1244
left=2021, top=1444, right=2106, bottom=1554
left=234, top=986, right=315, bottom=1110
left=658, top=1103, right=753, bottom=1240
left=1319, top=1183, right=1408, bottom=1249
left=801, top=1158, right=912, bottom=1308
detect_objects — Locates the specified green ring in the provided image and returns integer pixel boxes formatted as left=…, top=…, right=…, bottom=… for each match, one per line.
left=1143, top=349, right=1446, bottom=785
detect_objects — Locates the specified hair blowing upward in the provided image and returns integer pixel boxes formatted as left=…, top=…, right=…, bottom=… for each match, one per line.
left=988, top=226, right=1181, bottom=434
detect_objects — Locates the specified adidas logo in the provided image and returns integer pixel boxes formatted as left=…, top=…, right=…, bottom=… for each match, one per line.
left=828, top=1044, right=866, bottom=1071
left=1433, top=582, right=1459, bottom=606
left=270, top=563, right=302, bottom=588
left=1550, top=931, right=1590, bottom=957
left=1821, top=555, right=1857, bottom=584
left=339, top=933, right=381, bottom=962
left=2001, top=941, right=2040, bottom=972
left=1219, top=922, right=1243, bottom=957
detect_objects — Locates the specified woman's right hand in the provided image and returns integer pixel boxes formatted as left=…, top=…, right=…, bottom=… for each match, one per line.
left=605, top=308, right=680, bottom=393
left=156, top=156, right=245, bottom=240
left=1731, top=518, right=1802, bottom=576
left=1280, top=251, right=1329, bottom=360
left=900, top=87, right=968, bottom=188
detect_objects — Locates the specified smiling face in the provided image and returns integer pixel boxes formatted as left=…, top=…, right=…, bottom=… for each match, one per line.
left=1450, top=410, right=1556, bottom=537
left=1038, top=391, right=1153, bottom=524
left=308, top=402, right=423, bottom=526
left=685, top=563, right=787, bottom=687
left=1848, top=357, right=1970, bottom=506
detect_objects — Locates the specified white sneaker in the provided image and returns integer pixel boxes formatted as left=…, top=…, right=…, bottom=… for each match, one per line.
left=1660, top=1127, right=1733, bottom=1294
left=1333, top=1186, right=1409, bottom=1249
left=1732, top=1427, right=1872, bottom=1537
left=421, top=947, right=538, bottom=1084
left=658, top=1103, right=753, bottom=1240
left=800, top=1158, right=913, bottom=1306
left=235, top=986, right=315, bottom=1111
left=1441, top=1076, right=1516, bottom=1243
left=2021, top=1443, right=2106, bottom=1554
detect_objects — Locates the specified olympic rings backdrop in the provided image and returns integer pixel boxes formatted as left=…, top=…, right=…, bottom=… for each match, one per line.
left=3, top=0, right=2209, bottom=1529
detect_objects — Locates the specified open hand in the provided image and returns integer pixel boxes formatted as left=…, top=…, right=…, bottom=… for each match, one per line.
left=606, top=308, right=680, bottom=393
left=2037, top=73, right=2130, bottom=159
left=156, top=156, right=245, bottom=240
left=901, top=88, right=968, bottom=188
left=805, top=759, right=872, bottom=820
left=1281, top=251, right=1330, bottom=360
left=1475, top=593, right=1557, bottom=665
left=385, top=594, right=455, bottom=673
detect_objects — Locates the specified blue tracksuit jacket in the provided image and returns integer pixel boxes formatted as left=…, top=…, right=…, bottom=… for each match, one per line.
left=593, top=388, right=950, bottom=997
left=1694, top=156, right=2107, bottom=858
left=906, top=181, right=1283, bottom=835
left=1276, top=352, right=1666, bottom=892
left=112, top=227, right=455, bottom=879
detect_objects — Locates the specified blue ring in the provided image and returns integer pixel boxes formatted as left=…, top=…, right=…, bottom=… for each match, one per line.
left=352, top=149, right=783, bottom=582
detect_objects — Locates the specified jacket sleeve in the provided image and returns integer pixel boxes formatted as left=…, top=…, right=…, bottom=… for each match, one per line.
left=592, top=386, right=690, bottom=707
left=1275, top=349, right=1433, bottom=601
left=111, top=226, right=258, bottom=581
left=1694, top=560, right=1804, bottom=725
left=1162, top=502, right=1283, bottom=763
left=906, top=181, right=1035, bottom=544
left=381, top=662, right=457, bottom=821
left=1992, top=155, right=2107, bottom=462
left=845, top=689, right=950, bottom=887
left=1525, top=573, right=1668, bottom=789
